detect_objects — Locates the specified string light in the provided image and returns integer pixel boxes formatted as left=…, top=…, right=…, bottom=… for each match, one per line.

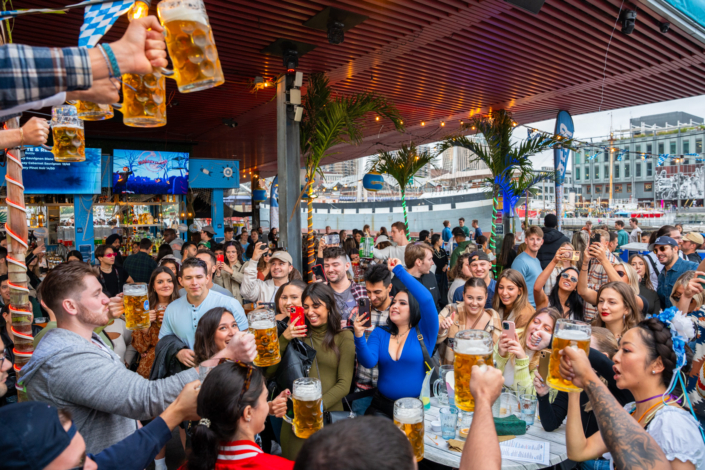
left=441, top=121, right=445, bottom=127
left=375, top=116, right=380, bottom=121
left=421, top=121, right=426, bottom=126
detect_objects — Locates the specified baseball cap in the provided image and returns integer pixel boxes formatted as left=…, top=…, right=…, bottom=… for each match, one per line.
left=201, top=225, right=215, bottom=235
left=0, top=402, right=76, bottom=470
left=375, top=235, right=389, bottom=244
left=684, top=232, right=704, bottom=245
left=469, top=250, right=491, bottom=263
left=649, top=236, right=678, bottom=251
left=270, top=251, right=293, bottom=265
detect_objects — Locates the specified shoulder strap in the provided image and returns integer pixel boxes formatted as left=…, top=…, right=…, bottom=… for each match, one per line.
left=645, top=255, right=661, bottom=276
left=415, top=326, right=436, bottom=373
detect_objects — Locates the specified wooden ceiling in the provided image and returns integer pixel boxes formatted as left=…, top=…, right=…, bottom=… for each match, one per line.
left=12, top=0, right=705, bottom=178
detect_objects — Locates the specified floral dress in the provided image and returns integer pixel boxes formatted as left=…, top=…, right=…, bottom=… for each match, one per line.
left=131, top=322, right=161, bottom=378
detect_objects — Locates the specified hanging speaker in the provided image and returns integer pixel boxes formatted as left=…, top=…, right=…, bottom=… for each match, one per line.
left=503, top=0, right=545, bottom=14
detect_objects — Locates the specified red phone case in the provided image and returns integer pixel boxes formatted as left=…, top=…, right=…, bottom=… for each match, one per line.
left=217, top=254, right=224, bottom=263
left=289, top=306, right=305, bottom=326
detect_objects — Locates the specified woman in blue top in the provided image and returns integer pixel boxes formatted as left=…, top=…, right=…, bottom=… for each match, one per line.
left=352, top=258, right=439, bottom=419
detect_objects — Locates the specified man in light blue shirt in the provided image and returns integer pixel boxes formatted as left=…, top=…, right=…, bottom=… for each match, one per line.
left=510, top=226, right=544, bottom=307
left=159, top=258, right=247, bottom=365
left=441, top=220, right=452, bottom=253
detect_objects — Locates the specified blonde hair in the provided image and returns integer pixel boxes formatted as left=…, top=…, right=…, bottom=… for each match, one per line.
left=518, top=307, right=562, bottom=371
left=671, top=271, right=705, bottom=311
left=590, top=327, right=619, bottom=359
left=612, top=261, right=640, bottom=296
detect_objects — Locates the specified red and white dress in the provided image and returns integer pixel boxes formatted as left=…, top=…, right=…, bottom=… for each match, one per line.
left=214, top=440, right=294, bottom=470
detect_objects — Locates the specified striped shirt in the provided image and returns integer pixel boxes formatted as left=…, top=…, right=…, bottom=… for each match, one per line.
left=209, top=440, right=293, bottom=470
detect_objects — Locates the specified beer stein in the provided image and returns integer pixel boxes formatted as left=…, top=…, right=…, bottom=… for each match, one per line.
left=50, top=105, right=85, bottom=162
left=283, top=377, right=324, bottom=439
left=122, top=72, right=167, bottom=127
left=393, top=397, right=424, bottom=462
left=157, top=0, right=224, bottom=93
left=247, top=308, right=280, bottom=367
left=75, top=101, right=114, bottom=121
left=453, top=329, right=493, bottom=412
left=123, top=283, right=150, bottom=330
left=433, top=364, right=454, bottom=406
left=547, top=319, right=591, bottom=392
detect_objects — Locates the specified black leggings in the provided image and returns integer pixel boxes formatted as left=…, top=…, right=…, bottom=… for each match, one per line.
left=364, top=389, right=395, bottom=419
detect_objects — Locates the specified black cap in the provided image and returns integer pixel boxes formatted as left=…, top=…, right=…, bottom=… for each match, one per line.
left=452, top=227, right=465, bottom=237
left=469, top=250, right=491, bottom=263
left=0, top=402, right=75, bottom=470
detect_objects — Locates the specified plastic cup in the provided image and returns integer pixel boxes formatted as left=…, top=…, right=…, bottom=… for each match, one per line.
left=439, top=406, right=458, bottom=440
left=520, top=394, right=537, bottom=426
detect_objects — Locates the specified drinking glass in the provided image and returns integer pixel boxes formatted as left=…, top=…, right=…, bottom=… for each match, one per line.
left=433, top=364, right=454, bottom=406
left=394, top=397, right=424, bottom=462
left=283, top=377, right=324, bottom=438
left=520, top=394, right=537, bottom=426
left=248, top=308, right=280, bottom=367
left=453, top=329, right=493, bottom=412
left=547, top=319, right=591, bottom=392
left=123, top=283, right=149, bottom=330
left=50, top=105, right=85, bottom=162
left=439, top=406, right=458, bottom=440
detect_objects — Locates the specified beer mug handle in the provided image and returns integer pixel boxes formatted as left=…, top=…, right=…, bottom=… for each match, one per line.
left=40, top=144, right=52, bottom=151
left=282, top=396, right=295, bottom=425
left=433, top=378, right=444, bottom=398
left=160, top=67, right=175, bottom=78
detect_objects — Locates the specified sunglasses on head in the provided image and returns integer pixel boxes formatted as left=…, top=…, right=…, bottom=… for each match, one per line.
left=672, top=294, right=682, bottom=303
left=560, top=272, right=578, bottom=283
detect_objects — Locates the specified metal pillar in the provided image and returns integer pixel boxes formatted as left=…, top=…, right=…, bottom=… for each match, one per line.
left=276, top=77, right=302, bottom=273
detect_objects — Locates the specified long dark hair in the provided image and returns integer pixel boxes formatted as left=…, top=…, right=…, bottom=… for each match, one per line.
left=148, top=266, right=179, bottom=310
left=302, top=283, right=343, bottom=358
left=156, top=244, right=173, bottom=264
left=274, top=280, right=307, bottom=316
left=193, top=307, right=234, bottom=364
left=187, top=362, right=265, bottom=470
left=223, top=241, right=243, bottom=266
left=383, top=287, right=421, bottom=336
left=547, top=267, right=584, bottom=321
left=498, top=233, right=516, bottom=267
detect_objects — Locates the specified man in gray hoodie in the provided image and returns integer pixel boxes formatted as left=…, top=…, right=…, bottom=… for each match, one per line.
left=20, top=262, right=256, bottom=454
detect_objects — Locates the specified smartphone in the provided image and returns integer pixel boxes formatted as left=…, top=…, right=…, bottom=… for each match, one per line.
left=562, top=250, right=580, bottom=262
left=216, top=254, right=224, bottom=263
left=259, top=302, right=275, bottom=309
left=312, top=264, right=326, bottom=282
left=538, top=349, right=551, bottom=381
left=323, top=234, right=340, bottom=246
left=289, top=306, right=305, bottom=327
left=358, top=298, right=371, bottom=328
left=590, top=233, right=602, bottom=245
left=502, top=320, right=516, bottom=340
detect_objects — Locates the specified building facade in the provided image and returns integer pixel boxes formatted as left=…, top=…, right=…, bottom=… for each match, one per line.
left=571, top=112, right=705, bottom=206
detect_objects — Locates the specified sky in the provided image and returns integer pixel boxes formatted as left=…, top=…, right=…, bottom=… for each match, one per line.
left=525, top=94, right=705, bottom=168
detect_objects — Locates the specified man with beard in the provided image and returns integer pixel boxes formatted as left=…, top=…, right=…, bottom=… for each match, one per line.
left=320, top=246, right=368, bottom=325
left=20, top=262, right=256, bottom=454
left=241, top=242, right=294, bottom=303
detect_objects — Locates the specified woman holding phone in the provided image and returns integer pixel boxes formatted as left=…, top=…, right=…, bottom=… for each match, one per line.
left=273, top=280, right=307, bottom=336
left=214, top=241, right=245, bottom=303
left=629, top=253, right=660, bottom=316
left=534, top=247, right=585, bottom=320
left=493, top=269, right=535, bottom=330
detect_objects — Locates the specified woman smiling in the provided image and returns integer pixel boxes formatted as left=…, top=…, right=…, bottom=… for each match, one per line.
left=493, top=269, right=535, bottom=330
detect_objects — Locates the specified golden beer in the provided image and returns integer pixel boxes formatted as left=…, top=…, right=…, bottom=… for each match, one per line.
left=547, top=321, right=591, bottom=392
left=51, top=126, right=85, bottom=162
left=124, top=283, right=150, bottom=331
left=122, top=73, right=167, bottom=127
left=157, top=0, right=224, bottom=93
left=248, top=309, right=281, bottom=367
left=394, top=398, right=424, bottom=462
left=284, top=378, right=324, bottom=438
left=453, top=329, right=493, bottom=412
left=75, top=101, right=113, bottom=121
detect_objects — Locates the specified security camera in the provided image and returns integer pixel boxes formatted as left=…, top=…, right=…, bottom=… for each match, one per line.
left=621, top=9, right=637, bottom=34
left=659, top=21, right=670, bottom=33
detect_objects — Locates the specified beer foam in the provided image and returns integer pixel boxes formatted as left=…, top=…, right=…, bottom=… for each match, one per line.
left=159, top=6, right=208, bottom=27
left=454, top=339, right=491, bottom=355
left=293, top=384, right=320, bottom=401
left=250, top=320, right=275, bottom=330
left=395, top=408, right=423, bottom=424
left=556, top=329, right=590, bottom=341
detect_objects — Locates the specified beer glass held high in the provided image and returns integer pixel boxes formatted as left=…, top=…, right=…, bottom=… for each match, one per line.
left=547, top=319, right=591, bottom=392
left=122, top=72, right=167, bottom=127
left=454, top=329, right=493, bottom=412
left=248, top=308, right=280, bottom=367
left=50, top=105, right=85, bottom=163
left=157, top=0, right=224, bottom=93
left=394, top=398, right=425, bottom=462
left=283, top=377, right=324, bottom=439
left=75, top=101, right=114, bottom=121
left=124, top=283, right=150, bottom=331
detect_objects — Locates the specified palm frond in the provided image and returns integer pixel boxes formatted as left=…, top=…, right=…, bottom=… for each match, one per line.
left=368, top=143, right=438, bottom=192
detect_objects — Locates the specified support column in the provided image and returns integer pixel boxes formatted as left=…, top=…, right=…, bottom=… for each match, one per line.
left=212, top=189, right=224, bottom=239
left=74, top=196, right=95, bottom=263
left=277, top=77, right=302, bottom=273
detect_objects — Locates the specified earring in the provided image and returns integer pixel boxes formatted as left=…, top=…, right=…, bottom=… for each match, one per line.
left=246, top=418, right=251, bottom=422
left=652, top=370, right=656, bottom=375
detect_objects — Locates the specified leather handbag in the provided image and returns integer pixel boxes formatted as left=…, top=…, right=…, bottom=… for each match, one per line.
left=274, top=338, right=317, bottom=395
left=416, top=326, right=440, bottom=384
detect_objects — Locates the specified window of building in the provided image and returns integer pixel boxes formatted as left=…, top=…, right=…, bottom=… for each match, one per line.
left=595, top=165, right=599, bottom=179
left=684, top=140, right=690, bottom=154
left=644, top=182, right=653, bottom=192
left=595, top=186, right=602, bottom=194
left=575, top=151, right=581, bottom=164
left=627, top=183, right=632, bottom=193
left=586, top=186, right=591, bottom=194
left=614, top=164, right=620, bottom=178
left=647, top=143, right=653, bottom=154
left=615, top=184, right=622, bottom=193
left=603, top=150, right=609, bottom=162
left=636, top=163, right=641, bottom=177
left=636, top=144, right=641, bottom=153
left=550, top=186, right=554, bottom=193
left=624, top=146, right=630, bottom=160
left=625, top=163, right=630, bottom=178
left=585, top=165, right=590, bottom=179
left=658, top=142, right=665, bottom=154
left=575, top=167, right=580, bottom=180
left=604, top=164, right=609, bottom=179
left=647, top=162, right=653, bottom=176
left=697, top=139, right=703, bottom=154
left=670, top=141, right=677, bottom=154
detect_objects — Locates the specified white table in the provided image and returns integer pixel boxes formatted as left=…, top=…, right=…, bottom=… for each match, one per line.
left=423, top=399, right=568, bottom=470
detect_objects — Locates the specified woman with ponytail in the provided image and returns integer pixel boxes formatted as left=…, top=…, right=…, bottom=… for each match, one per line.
left=184, top=361, right=291, bottom=470
left=566, top=313, right=705, bottom=470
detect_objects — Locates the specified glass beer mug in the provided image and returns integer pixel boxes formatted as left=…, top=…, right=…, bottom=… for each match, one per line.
left=50, top=105, right=85, bottom=162
left=393, top=397, right=425, bottom=462
left=454, top=329, right=493, bottom=412
left=283, top=377, right=324, bottom=439
left=75, top=101, right=114, bottom=121
left=122, top=72, right=167, bottom=127
left=157, top=0, right=224, bottom=93
left=248, top=308, right=280, bottom=367
left=547, top=319, right=591, bottom=392
left=123, top=283, right=150, bottom=330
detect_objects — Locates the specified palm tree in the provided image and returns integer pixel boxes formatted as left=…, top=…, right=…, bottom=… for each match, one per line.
left=296, top=73, right=404, bottom=280
left=438, top=110, right=571, bottom=261
left=507, top=169, right=555, bottom=230
left=367, top=143, right=438, bottom=240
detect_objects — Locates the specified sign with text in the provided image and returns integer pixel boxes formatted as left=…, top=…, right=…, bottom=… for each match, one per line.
left=499, top=438, right=550, bottom=466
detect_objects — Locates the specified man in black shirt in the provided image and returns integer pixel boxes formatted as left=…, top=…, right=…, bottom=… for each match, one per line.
left=95, top=244, right=133, bottom=298
left=391, top=242, right=441, bottom=311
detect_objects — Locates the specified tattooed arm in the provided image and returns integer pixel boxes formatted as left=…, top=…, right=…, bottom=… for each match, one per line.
left=562, top=347, right=673, bottom=470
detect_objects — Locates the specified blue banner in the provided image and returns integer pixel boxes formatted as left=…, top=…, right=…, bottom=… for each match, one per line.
left=553, top=110, right=574, bottom=185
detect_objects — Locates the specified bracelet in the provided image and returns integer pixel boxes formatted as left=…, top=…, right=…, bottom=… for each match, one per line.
left=100, top=43, right=121, bottom=78
left=97, top=45, right=114, bottom=78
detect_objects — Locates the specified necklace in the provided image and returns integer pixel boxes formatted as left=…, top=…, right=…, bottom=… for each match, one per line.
left=394, top=329, right=410, bottom=344
left=636, top=393, right=670, bottom=404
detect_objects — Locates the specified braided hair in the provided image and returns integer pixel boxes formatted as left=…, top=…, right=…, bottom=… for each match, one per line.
left=636, top=317, right=694, bottom=393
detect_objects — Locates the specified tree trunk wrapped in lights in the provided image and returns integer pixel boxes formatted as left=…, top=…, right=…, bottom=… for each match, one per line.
left=4, top=117, right=32, bottom=401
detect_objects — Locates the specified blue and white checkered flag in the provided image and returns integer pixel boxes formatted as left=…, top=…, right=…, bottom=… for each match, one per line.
left=657, top=154, right=669, bottom=166
left=78, top=0, right=134, bottom=48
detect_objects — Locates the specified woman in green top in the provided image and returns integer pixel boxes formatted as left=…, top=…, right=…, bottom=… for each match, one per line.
left=276, top=282, right=355, bottom=460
